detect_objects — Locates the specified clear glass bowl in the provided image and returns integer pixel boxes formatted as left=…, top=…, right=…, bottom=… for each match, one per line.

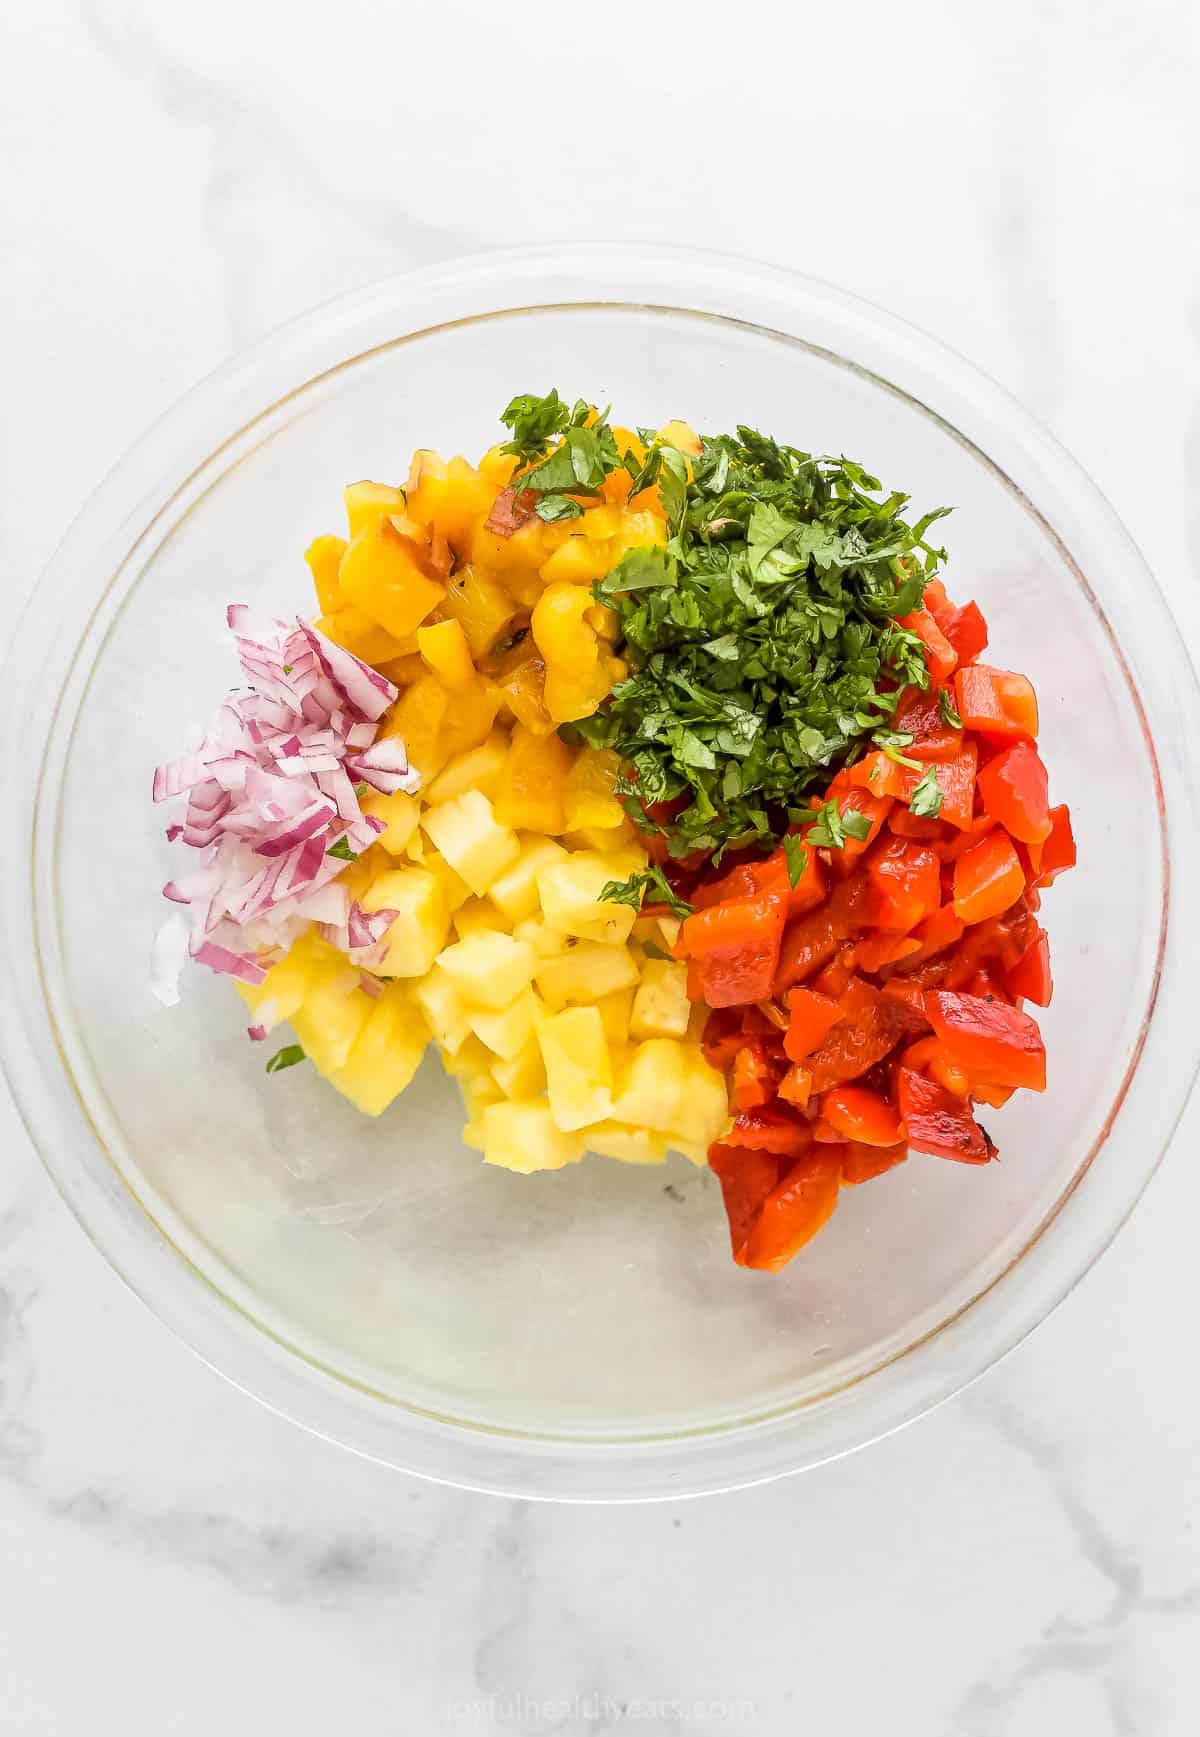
left=3, top=246, right=1198, bottom=1500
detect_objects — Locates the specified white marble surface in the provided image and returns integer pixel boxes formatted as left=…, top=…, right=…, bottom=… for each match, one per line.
left=3, top=1, right=1200, bottom=1730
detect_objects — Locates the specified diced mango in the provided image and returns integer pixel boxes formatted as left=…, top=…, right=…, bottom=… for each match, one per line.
left=563, top=748, right=625, bottom=832
left=422, top=790, right=520, bottom=897
left=536, top=851, right=647, bottom=945
left=305, top=534, right=347, bottom=615
left=407, top=454, right=496, bottom=555
left=532, top=582, right=611, bottom=723
left=534, top=943, right=640, bottom=1009
left=344, top=480, right=407, bottom=539
left=237, top=929, right=332, bottom=1025
left=488, top=837, right=569, bottom=923
left=442, top=565, right=518, bottom=659
left=412, top=966, right=471, bottom=1056
left=379, top=672, right=450, bottom=780
left=562, top=821, right=638, bottom=853
left=466, top=988, right=538, bottom=1060
left=658, top=419, right=702, bottom=456
left=314, top=605, right=410, bottom=666
left=537, top=1005, right=614, bottom=1132
left=338, top=519, right=445, bottom=640
left=629, top=958, right=692, bottom=1039
left=361, top=789, right=420, bottom=856
left=493, top=725, right=570, bottom=834
left=490, top=1042, right=547, bottom=1099
left=438, top=677, right=503, bottom=761
left=325, top=984, right=429, bottom=1115
left=496, top=648, right=555, bottom=737
left=436, top=931, right=536, bottom=1009
left=361, top=868, right=449, bottom=978
left=583, top=1123, right=668, bottom=1166
left=481, top=1100, right=583, bottom=1175
left=290, top=975, right=372, bottom=1077
left=427, top=733, right=509, bottom=805
left=417, top=618, right=476, bottom=690
left=539, top=536, right=614, bottom=586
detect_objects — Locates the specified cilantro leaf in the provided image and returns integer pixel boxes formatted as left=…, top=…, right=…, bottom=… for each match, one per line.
left=265, top=1043, right=307, bottom=1074
left=805, top=797, right=872, bottom=850
left=326, top=836, right=358, bottom=861
left=499, top=389, right=580, bottom=462
left=909, top=766, right=944, bottom=818
left=599, top=865, right=694, bottom=922
left=782, top=834, right=809, bottom=888
left=938, top=688, right=963, bottom=729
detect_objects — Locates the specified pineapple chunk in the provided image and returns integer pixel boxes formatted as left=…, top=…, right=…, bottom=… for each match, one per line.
left=629, top=959, right=692, bottom=1040
left=423, top=851, right=473, bottom=914
left=361, top=789, right=420, bottom=856
left=536, top=851, right=647, bottom=945
left=422, top=790, right=520, bottom=898
left=488, top=837, right=569, bottom=923
left=289, top=973, right=372, bottom=1077
left=411, top=966, right=471, bottom=1056
left=440, top=1035, right=496, bottom=1080
left=237, top=929, right=332, bottom=1025
left=466, top=988, right=538, bottom=1060
left=426, top=733, right=509, bottom=805
left=610, top=1040, right=703, bottom=1139
left=537, top=1005, right=614, bottom=1132
left=453, top=897, right=512, bottom=941
left=562, top=822, right=637, bottom=853
left=481, top=1100, right=584, bottom=1175
left=583, top=1123, right=668, bottom=1166
left=594, top=987, right=636, bottom=1046
left=360, top=868, right=449, bottom=978
left=326, top=985, right=429, bottom=1115
left=512, top=917, right=570, bottom=958
left=436, top=931, right=536, bottom=1009
left=344, top=480, right=407, bottom=538
left=534, top=943, right=639, bottom=1009
left=457, top=1067, right=505, bottom=1122
left=490, top=1042, right=547, bottom=1099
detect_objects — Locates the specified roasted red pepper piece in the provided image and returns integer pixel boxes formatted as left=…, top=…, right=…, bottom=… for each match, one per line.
left=777, top=1063, right=814, bottom=1108
left=731, top=1040, right=780, bottom=1110
left=896, top=1067, right=995, bottom=1163
left=678, top=887, right=789, bottom=1009
left=898, top=607, right=958, bottom=685
left=854, top=931, right=922, bottom=973
left=774, top=873, right=872, bottom=995
left=741, top=1150, right=843, bottom=1271
left=894, top=903, right=965, bottom=970
left=701, top=1007, right=748, bottom=1072
left=953, top=664, right=1039, bottom=742
left=925, top=989, right=1047, bottom=1091
left=938, top=599, right=989, bottom=665
left=806, top=977, right=909, bottom=1094
left=840, top=1140, right=909, bottom=1184
left=820, top=1084, right=905, bottom=1147
left=891, top=685, right=964, bottom=761
left=707, top=1143, right=781, bottom=1264
left=1036, top=804, right=1076, bottom=885
left=865, top=835, right=941, bottom=931
left=783, top=986, right=844, bottom=1062
left=722, top=1105, right=814, bottom=1157
left=952, top=829, right=1025, bottom=925
left=1005, top=927, right=1053, bottom=1006
left=976, top=740, right=1052, bottom=844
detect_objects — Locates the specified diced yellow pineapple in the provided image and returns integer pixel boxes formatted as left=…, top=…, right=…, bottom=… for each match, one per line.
left=411, top=966, right=471, bottom=1056
left=481, top=1100, right=584, bottom=1175
left=537, top=1005, right=614, bottom=1132
left=453, top=897, right=513, bottom=941
left=426, top=733, right=509, bottom=805
left=325, top=984, right=429, bottom=1115
left=403, top=829, right=425, bottom=863
left=422, top=790, right=520, bottom=898
left=488, top=837, right=569, bottom=923
left=629, top=958, right=692, bottom=1040
left=533, top=943, right=639, bottom=1010
left=457, top=1066, right=505, bottom=1122
left=237, top=929, right=332, bottom=1025
left=289, top=973, right=372, bottom=1077
left=440, top=1035, right=496, bottom=1080
left=360, top=868, right=449, bottom=978
left=463, top=1121, right=485, bottom=1153
left=423, top=851, right=472, bottom=914
left=562, top=822, right=637, bottom=853
left=665, top=1138, right=711, bottom=1167
left=435, top=931, right=536, bottom=1009
left=610, top=1039, right=689, bottom=1136
left=465, top=988, right=538, bottom=1060
left=344, top=480, right=407, bottom=539
left=361, top=789, right=420, bottom=856
left=511, top=917, right=570, bottom=958
left=583, top=1123, right=668, bottom=1166
left=490, top=1041, right=547, bottom=1099
left=594, top=987, right=636, bottom=1046
left=536, top=851, right=647, bottom=945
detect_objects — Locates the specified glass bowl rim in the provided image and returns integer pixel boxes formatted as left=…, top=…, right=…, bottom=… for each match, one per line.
left=2, top=242, right=1198, bottom=1501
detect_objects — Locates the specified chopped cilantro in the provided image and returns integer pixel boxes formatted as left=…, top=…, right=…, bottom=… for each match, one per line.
left=352, top=781, right=370, bottom=798
left=499, top=389, right=587, bottom=463
left=938, top=688, right=963, bottom=729
left=265, top=1043, right=306, bottom=1074
left=599, top=864, right=694, bottom=921
left=909, top=766, right=944, bottom=818
left=326, top=836, right=358, bottom=861
left=805, top=797, right=873, bottom=850
left=782, top=834, right=809, bottom=887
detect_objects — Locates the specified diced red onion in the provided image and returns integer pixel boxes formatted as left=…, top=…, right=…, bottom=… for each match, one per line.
left=345, top=736, right=421, bottom=796
left=150, top=915, right=190, bottom=1007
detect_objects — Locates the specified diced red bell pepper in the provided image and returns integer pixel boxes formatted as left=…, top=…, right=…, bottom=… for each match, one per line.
left=784, top=986, right=844, bottom=1062
left=922, top=577, right=950, bottom=615
left=891, top=686, right=964, bottom=762
left=1036, top=804, right=1076, bottom=885
left=925, top=989, right=1047, bottom=1091
left=976, top=740, right=1052, bottom=844
left=953, top=665, right=1039, bottom=742
left=844, top=751, right=918, bottom=802
left=811, top=949, right=856, bottom=1000
left=815, top=785, right=893, bottom=868
left=894, top=904, right=965, bottom=970
left=701, top=1007, right=747, bottom=1072
left=931, top=740, right=979, bottom=831
left=880, top=978, right=931, bottom=1022
left=939, top=600, right=989, bottom=665
left=707, top=1143, right=781, bottom=1263
left=741, top=1150, right=843, bottom=1271
left=807, top=977, right=910, bottom=1094
left=841, top=1140, right=909, bottom=1184
left=1005, top=928, right=1053, bottom=1006
left=678, top=887, right=789, bottom=1009
left=952, top=829, right=1025, bottom=925
left=731, top=1040, right=780, bottom=1110
left=722, top=1105, right=814, bottom=1157
left=820, top=1084, right=905, bottom=1147
left=778, top=1063, right=814, bottom=1108
left=692, top=851, right=788, bottom=911
left=898, top=607, right=958, bottom=685
left=865, top=835, right=941, bottom=932
left=901, top=1035, right=970, bottom=1097
left=775, top=873, right=872, bottom=995
left=854, top=932, right=922, bottom=973
left=896, top=1067, right=995, bottom=1163
left=888, top=808, right=947, bottom=841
